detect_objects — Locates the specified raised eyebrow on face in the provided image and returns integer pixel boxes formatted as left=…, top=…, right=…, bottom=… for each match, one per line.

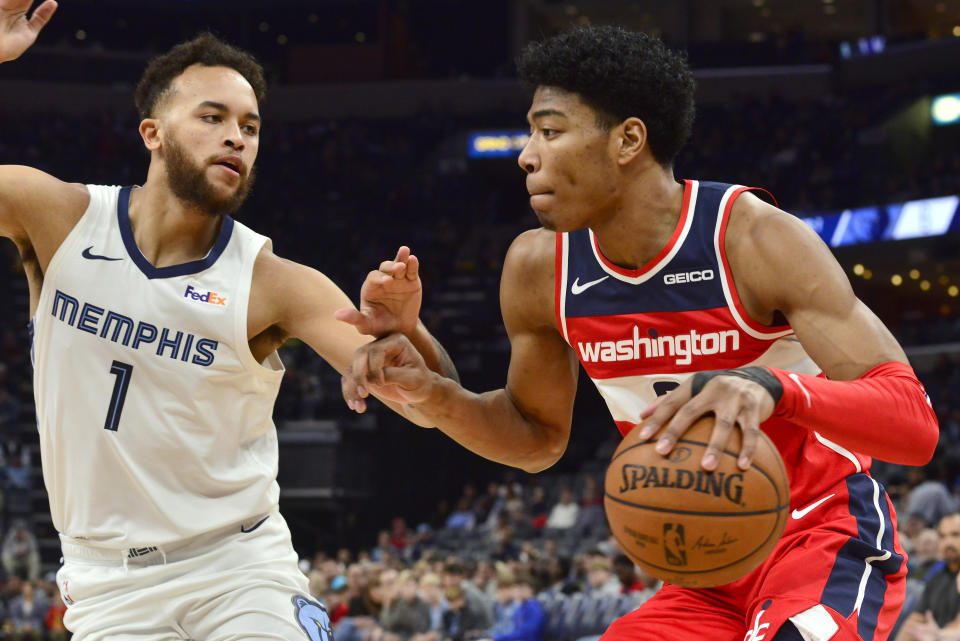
left=196, top=100, right=261, bottom=123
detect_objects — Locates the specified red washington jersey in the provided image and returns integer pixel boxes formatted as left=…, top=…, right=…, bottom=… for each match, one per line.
left=555, top=179, right=872, bottom=506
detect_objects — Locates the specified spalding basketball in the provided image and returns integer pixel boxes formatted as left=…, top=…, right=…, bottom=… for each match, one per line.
left=604, top=416, right=789, bottom=588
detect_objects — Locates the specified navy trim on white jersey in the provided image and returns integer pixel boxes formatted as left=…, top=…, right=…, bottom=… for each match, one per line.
left=118, top=185, right=236, bottom=280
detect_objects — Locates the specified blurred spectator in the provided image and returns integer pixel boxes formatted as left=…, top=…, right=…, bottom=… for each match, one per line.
left=327, top=575, right=351, bottom=624
left=9, top=581, right=47, bottom=641
left=390, top=518, right=411, bottom=555
left=489, top=515, right=519, bottom=562
left=442, top=560, right=494, bottom=631
left=572, top=476, right=605, bottom=538
left=3, top=455, right=33, bottom=515
left=545, top=487, right=579, bottom=530
left=439, top=586, right=473, bottom=641
left=528, top=487, right=549, bottom=530
left=337, top=569, right=394, bottom=641
left=584, top=557, right=622, bottom=599
left=411, top=572, right=447, bottom=640
left=45, top=591, right=68, bottom=641
left=0, top=387, right=21, bottom=429
left=906, top=463, right=959, bottom=528
left=490, top=573, right=544, bottom=641
left=2, top=524, right=40, bottom=582
left=896, top=512, right=960, bottom=641
left=472, top=561, right=497, bottom=602
left=908, top=529, right=943, bottom=580
left=445, top=499, right=477, bottom=531
left=488, top=573, right=519, bottom=639
left=612, top=554, right=658, bottom=597
left=380, top=570, right=431, bottom=641
left=373, top=531, right=397, bottom=563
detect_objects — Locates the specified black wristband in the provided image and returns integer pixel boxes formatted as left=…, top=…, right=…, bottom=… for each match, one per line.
left=690, top=366, right=784, bottom=404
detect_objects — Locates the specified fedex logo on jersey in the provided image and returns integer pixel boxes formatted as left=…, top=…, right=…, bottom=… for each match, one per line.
left=577, top=325, right=740, bottom=366
left=184, top=285, right=227, bottom=306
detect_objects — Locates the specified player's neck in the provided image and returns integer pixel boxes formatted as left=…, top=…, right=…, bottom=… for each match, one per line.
left=589, top=167, right=684, bottom=271
left=127, top=177, right=226, bottom=269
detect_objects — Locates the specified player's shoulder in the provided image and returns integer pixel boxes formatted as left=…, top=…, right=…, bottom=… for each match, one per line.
left=501, top=228, right=557, bottom=329
left=0, top=166, right=89, bottom=239
left=503, top=227, right=556, bottom=275
left=727, top=189, right=820, bottom=259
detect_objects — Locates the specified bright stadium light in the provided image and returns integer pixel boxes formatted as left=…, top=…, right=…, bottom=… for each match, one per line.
left=931, top=93, right=960, bottom=126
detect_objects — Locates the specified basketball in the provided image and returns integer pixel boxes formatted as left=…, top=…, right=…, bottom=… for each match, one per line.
left=604, top=416, right=790, bottom=588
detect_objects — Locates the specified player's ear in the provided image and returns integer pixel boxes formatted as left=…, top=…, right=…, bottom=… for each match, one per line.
left=616, top=117, right=647, bottom=166
left=139, top=118, right=162, bottom=152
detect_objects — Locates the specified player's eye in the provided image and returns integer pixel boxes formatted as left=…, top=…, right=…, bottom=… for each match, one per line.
left=201, top=114, right=222, bottom=123
left=243, top=125, right=259, bottom=136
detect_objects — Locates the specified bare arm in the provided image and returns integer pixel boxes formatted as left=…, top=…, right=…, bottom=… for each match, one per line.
left=249, top=249, right=449, bottom=427
left=0, top=166, right=88, bottom=245
left=731, top=192, right=906, bottom=378
left=342, top=229, right=579, bottom=472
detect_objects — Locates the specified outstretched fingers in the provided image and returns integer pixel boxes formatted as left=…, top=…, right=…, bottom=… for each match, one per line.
left=28, top=0, right=56, bottom=32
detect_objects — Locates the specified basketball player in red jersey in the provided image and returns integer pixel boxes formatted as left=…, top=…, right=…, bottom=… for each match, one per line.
left=339, top=26, right=939, bottom=641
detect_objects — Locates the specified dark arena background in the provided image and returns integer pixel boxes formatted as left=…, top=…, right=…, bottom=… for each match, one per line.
left=1, top=1, right=959, bottom=639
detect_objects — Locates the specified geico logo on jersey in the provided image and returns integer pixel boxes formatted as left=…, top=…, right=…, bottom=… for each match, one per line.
left=184, top=285, right=227, bottom=306
left=663, top=269, right=714, bottom=285
left=577, top=325, right=740, bottom=365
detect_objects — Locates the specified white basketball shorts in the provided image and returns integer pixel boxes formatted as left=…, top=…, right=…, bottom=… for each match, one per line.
left=56, top=508, right=332, bottom=641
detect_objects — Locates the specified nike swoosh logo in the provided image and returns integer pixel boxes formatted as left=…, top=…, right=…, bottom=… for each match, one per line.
left=791, top=493, right=835, bottom=520
left=571, top=276, right=609, bottom=295
left=82, top=246, right=122, bottom=262
left=240, top=515, right=269, bottom=533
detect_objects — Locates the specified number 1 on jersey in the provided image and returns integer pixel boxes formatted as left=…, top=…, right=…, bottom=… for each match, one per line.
left=105, top=361, right=133, bottom=432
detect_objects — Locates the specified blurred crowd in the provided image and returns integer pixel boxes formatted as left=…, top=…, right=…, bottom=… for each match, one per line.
left=0, top=523, right=67, bottom=640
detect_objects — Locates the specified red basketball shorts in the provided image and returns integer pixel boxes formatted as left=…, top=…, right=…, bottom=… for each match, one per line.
left=600, top=473, right=906, bottom=641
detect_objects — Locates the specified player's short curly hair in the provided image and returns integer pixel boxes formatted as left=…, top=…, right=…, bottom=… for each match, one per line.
left=516, top=25, right=695, bottom=166
left=134, top=32, right=266, bottom=120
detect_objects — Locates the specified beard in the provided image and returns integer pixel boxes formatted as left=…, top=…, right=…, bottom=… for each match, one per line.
left=162, top=134, right=256, bottom=217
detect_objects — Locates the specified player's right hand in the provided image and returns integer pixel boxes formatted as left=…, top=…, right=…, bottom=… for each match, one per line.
left=335, top=246, right=422, bottom=338
left=341, top=333, right=437, bottom=413
left=0, top=0, right=57, bottom=63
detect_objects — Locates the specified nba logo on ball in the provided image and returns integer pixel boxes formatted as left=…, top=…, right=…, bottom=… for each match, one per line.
left=604, top=416, right=790, bottom=588
left=663, top=523, right=687, bottom=566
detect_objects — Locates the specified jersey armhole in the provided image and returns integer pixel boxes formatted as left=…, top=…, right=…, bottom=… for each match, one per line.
left=234, top=234, right=285, bottom=381
left=35, top=184, right=109, bottom=317
left=715, top=185, right=794, bottom=340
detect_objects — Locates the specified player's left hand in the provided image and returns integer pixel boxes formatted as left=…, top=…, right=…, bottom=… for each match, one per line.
left=635, top=368, right=778, bottom=471
left=335, top=246, right=422, bottom=338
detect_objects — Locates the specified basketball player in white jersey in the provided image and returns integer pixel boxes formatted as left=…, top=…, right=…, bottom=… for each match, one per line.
left=0, top=2, right=456, bottom=639
left=341, top=26, right=939, bottom=641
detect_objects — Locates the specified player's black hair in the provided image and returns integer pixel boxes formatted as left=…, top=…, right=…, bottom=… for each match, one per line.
left=134, top=32, right=266, bottom=120
left=516, top=25, right=695, bottom=166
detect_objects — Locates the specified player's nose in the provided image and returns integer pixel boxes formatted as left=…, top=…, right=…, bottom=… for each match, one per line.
left=224, top=122, right=245, bottom=152
left=518, top=140, right=539, bottom=174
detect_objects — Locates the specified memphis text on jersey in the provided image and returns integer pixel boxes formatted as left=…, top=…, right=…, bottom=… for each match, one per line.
left=51, top=289, right=218, bottom=367
left=577, top=325, right=741, bottom=366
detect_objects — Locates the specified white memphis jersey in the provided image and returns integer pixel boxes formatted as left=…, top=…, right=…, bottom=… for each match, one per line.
left=32, top=184, right=283, bottom=548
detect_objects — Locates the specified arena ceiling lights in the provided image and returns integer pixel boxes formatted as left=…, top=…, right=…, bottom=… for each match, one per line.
left=931, top=93, right=960, bottom=126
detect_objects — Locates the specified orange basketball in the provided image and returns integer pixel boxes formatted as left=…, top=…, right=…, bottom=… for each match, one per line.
left=604, top=415, right=789, bottom=588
